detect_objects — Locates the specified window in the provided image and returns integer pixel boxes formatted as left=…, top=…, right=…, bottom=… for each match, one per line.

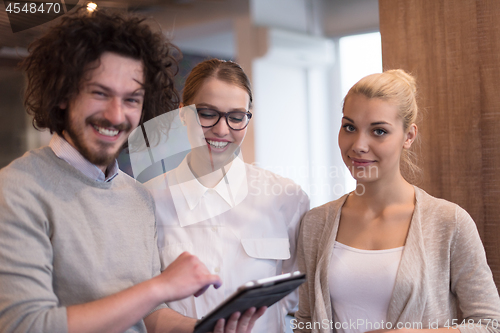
left=338, top=32, right=382, bottom=193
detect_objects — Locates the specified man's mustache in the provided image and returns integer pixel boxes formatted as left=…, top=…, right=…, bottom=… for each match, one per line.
left=86, top=117, right=132, bottom=132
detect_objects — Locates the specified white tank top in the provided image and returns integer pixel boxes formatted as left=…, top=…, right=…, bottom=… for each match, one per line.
left=328, top=241, right=404, bottom=333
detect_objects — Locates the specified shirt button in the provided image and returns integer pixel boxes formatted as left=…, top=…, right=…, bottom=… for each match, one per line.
left=211, top=227, right=217, bottom=232
left=214, top=267, right=220, bottom=273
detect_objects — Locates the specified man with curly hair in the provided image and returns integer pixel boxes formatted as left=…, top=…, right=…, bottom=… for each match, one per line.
left=0, top=9, right=264, bottom=333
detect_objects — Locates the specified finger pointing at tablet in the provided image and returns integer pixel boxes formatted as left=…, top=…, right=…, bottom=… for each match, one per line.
left=154, top=252, right=222, bottom=302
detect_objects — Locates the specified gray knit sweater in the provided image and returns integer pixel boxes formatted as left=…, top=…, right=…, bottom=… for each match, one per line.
left=0, top=147, right=164, bottom=333
left=294, top=186, right=500, bottom=333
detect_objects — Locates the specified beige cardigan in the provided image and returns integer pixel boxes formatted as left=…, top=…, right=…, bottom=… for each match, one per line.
left=295, top=186, right=500, bottom=333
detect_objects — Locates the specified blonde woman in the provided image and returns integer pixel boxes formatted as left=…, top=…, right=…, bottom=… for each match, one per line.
left=294, top=70, right=500, bottom=333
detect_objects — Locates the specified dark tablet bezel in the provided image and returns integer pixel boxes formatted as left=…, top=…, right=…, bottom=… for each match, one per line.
left=193, top=271, right=306, bottom=333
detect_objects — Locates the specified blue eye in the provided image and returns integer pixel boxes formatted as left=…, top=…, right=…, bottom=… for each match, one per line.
left=93, top=91, right=106, bottom=97
left=343, top=124, right=355, bottom=132
left=374, top=128, right=387, bottom=136
left=126, top=98, right=141, bottom=104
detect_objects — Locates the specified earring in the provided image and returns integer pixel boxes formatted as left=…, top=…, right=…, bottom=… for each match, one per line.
left=181, top=120, right=186, bottom=126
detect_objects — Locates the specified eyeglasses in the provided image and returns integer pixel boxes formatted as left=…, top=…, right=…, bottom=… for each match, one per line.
left=196, top=108, right=252, bottom=131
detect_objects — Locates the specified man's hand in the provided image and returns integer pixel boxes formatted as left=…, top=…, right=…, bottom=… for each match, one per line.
left=154, top=252, right=222, bottom=302
left=211, top=307, right=267, bottom=333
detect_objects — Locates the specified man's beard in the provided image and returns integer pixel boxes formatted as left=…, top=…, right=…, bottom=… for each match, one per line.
left=65, top=115, right=131, bottom=168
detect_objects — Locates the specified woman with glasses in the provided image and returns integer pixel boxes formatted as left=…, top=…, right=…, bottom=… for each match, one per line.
left=146, top=59, right=309, bottom=333
left=293, top=70, right=500, bottom=333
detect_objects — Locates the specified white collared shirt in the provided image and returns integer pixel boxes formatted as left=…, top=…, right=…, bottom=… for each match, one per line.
left=168, top=154, right=248, bottom=227
left=145, top=154, right=309, bottom=333
left=49, top=134, right=119, bottom=182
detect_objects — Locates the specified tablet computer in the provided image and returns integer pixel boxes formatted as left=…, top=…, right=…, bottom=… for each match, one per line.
left=193, top=271, right=306, bottom=333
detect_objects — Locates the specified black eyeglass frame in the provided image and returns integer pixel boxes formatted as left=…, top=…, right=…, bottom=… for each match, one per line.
left=195, top=108, right=253, bottom=131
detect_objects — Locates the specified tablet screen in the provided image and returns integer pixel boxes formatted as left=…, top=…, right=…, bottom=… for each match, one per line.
left=194, top=271, right=306, bottom=333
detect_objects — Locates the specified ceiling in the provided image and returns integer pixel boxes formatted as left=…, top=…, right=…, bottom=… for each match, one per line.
left=0, top=0, right=379, bottom=67
left=0, top=0, right=247, bottom=50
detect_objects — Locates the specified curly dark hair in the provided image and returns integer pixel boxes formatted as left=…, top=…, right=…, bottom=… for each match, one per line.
left=21, top=8, right=180, bottom=136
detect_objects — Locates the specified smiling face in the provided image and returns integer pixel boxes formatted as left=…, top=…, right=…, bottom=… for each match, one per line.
left=339, top=93, right=416, bottom=183
left=62, top=52, right=144, bottom=170
left=183, top=78, right=250, bottom=171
